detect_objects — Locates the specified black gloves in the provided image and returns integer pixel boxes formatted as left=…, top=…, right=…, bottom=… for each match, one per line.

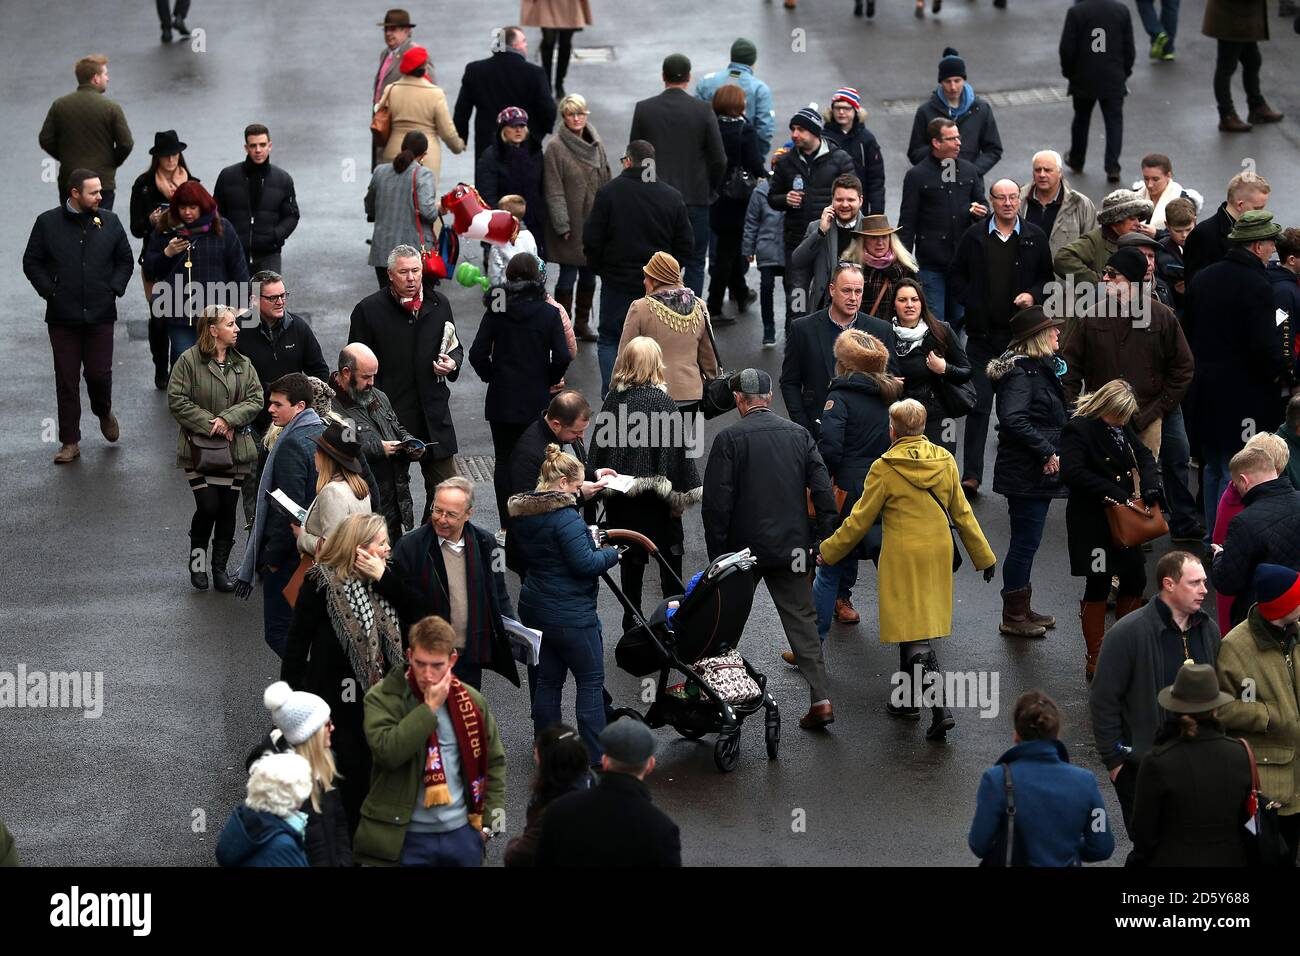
left=983, top=566, right=996, bottom=583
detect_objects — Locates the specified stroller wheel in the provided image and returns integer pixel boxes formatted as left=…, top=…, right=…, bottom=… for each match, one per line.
left=676, top=725, right=708, bottom=740
left=714, top=731, right=742, bottom=772
left=609, top=707, right=645, bottom=724
left=765, top=707, right=781, bottom=760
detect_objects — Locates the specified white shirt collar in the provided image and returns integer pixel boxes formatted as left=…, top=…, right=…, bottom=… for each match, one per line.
left=439, top=535, right=466, bottom=554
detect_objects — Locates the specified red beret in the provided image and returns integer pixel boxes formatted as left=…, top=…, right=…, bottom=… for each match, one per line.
left=399, top=46, right=429, bottom=75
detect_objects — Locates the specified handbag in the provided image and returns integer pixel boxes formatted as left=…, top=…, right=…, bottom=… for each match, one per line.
left=1103, top=447, right=1168, bottom=548
left=282, top=553, right=314, bottom=608
left=718, top=164, right=756, bottom=202
left=1238, top=737, right=1291, bottom=867
left=188, top=433, right=235, bottom=476
left=979, top=763, right=1029, bottom=867
left=412, top=170, right=451, bottom=279
left=806, top=484, right=848, bottom=520
left=937, top=376, right=978, bottom=418
left=694, top=651, right=762, bottom=704
left=698, top=318, right=736, bottom=420
left=370, top=90, right=392, bottom=144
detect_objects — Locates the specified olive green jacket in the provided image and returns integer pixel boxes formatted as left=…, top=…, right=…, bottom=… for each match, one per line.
left=1217, top=607, right=1300, bottom=815
left=0, top=818, right=18, bottom=866
left=353, top=667, right=506, bottom=866
left=166, top=345, right=264, bottom=469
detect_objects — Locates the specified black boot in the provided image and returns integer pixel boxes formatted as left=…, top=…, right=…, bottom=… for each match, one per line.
left=888, top=651, right=923, bottom=720
left=211, top=539, right=236, bottom=593
left=922, top=650, right=955, bottom=740
left=189, top=538, right=209, bottom=591
left=173, top=17, right=192, bottom=36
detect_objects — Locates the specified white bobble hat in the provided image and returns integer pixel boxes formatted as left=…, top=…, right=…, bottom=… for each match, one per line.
left=263, top=681, right=330, bottom=746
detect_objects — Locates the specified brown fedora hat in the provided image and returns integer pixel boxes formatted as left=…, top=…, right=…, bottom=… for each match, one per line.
left=311, top=421, right=365, bottom=475
left=1156, top=663, right=1236, bottom=714
left=1008, top=306, right=1064, bottom=345
left=378, top=8, right=415, bottom=28
left=853, top=213, right=899, bottom=238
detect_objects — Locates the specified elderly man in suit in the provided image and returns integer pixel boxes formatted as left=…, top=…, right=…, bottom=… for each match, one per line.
left=373, top=9, right=419, bottom=169
left=629, top=53, right=728, bottom=298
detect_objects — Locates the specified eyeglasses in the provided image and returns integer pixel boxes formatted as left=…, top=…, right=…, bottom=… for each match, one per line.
left=431, top=508, right=465, bottom=521
left=259, top=292, right=290, bottom=302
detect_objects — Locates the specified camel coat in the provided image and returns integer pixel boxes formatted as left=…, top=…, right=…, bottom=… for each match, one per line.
left=380, top=75, right=466, bottom=180
left=617, top=293, right=719, bottom=403
left=820, top=435, right=995, bottom=643
left=520, top=0, right=593, bottom=28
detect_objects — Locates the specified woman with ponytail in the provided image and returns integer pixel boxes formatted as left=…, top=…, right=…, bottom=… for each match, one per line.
left=968, top=690, right=1115, bottom=866
left=507, top=444, right=619, bottom=761
left=365, top=130, right=440, bottom=295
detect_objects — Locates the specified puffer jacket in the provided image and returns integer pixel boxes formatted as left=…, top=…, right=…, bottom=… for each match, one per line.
left=468, top=282, right=570, bottom=424
left=476, top=137, right=546, bottom=258
left=508, top=490, right=620, bottom=629
left=212, top=159, right=300, bottom=263
left=166, top=345, right=264, bottom=469
left=1211, top=478, right=1300, bottom=620
left=1267, top=263, right=1300, bottom=388
left=821, top=110, right=886, bottom=215
left=988, top=352, right=1069, bottom=498
left=818, top=372, right=897, bottom=560
left=215, top=806, right=308, bottom=867
left=767, top=138, right=857, bottom=252
left=742, top=178, right=785, bottom=269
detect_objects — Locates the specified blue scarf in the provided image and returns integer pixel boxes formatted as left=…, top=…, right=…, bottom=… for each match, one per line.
left=937, top=82, right=976, bottom=121
left=234, top=408, right=323, bottom=597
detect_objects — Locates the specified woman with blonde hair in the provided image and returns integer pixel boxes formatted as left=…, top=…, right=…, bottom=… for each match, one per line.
left=508, top=445, right=620, bottom=760
left=590, top=337, right=703, bottom=630
left=819, top=397, right=996, bottom=740
left=282, top=512, right=419, bottom=833
left=168, top=304, right=264, bottom=592
left=617, top=251, right=718, bottom=410
left=295, top=419, right=373, bottom=558
left=986, top=307, right=1070, bottom=641
left=1060, top=378, right=1162, bottom=681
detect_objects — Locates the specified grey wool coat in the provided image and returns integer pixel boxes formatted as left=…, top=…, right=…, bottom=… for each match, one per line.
left=542, top=123, right=611, bottom=267
left=365, top=161, right=439, bottom=268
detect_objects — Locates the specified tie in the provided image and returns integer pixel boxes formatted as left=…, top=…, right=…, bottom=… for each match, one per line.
left=375, top=50, right=397, bottom=104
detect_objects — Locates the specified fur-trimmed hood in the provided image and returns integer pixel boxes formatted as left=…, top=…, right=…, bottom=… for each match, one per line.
left=833, top=329, right=890, bottom=375
left=985, top=351, right=1031, bottom=383
left=821, top=106, right=869, bottom=127
left=506, top=490, right=580, bottom=518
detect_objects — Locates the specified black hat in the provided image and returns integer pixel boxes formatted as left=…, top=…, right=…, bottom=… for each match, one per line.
left=1105, top=246, right=1149, bottom=282
left=938, top=47, right=967, bottom=81
left=1008, top=306, right=1063, bottom=345
left=149, top=129, right=187, bottom=156
left=311, top=420, right=364, bottom=474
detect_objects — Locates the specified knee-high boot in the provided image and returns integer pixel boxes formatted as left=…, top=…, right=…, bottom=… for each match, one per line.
left=1081, top=600, right=1108, bottom=682
left=574, top=287, right=598, bottom=341
left=922, top=649, right=955, bottom=741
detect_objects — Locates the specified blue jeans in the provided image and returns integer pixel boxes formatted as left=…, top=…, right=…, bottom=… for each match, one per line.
left=918, top=267, right=964, bottom=333
left=555, top=264, right=597, bottom=293
left=759, top=266, right=783, bottom=338
left=1202, top=451, right=1232, bottom=547
left=1159, top=407, right=1199, bottom=535
left=684, top=205, right=711, bottom=297
left=167, top=323, right=197, bottom=370
left=532, top=623, right=606, bottom=760
left=597, top=284, right=641, bottom=397
left=398, top=825, right=483, bottom=867
left=1135, top=0, right=1179, bottom=50
left=813, top=561, right=845, bottom=642
left=260, top=563, right=295, bottom=658
left=1002, top=496, right=1053, bottom=592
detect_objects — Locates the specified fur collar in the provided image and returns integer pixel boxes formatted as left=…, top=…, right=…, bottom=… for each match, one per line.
left=985, top=352, right=1031, bottom=383
left=506, top=490, right=580, bottom=518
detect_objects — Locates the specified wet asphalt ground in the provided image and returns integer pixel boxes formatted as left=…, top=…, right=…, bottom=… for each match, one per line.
left=2, top=0, right=1299, bottom=865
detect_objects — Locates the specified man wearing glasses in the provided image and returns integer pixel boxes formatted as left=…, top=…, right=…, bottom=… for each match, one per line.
left=236, top=270, right=330, bottom=526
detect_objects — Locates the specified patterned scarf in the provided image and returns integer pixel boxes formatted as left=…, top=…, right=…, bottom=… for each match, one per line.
left=892, top=318, right=929, bottom=356
left=313, top=563, right=403, bottom=689
left=405, top=667, right=488, bottom=826
left=391, top=287, right=422, bottom=315
left=863, top=247, right=896, bottom=270
left=644, top=288, right=705, bottom=335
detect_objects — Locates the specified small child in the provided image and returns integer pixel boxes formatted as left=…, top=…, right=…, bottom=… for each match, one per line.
left=487, top=194, right=538, bottom=286
left=742, top=146, right=791, bottom=348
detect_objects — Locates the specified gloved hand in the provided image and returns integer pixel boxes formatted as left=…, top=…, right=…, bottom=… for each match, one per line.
left=983, top=565, right=996, bottom=583
left=1141, top=488, right=1162, bottom=507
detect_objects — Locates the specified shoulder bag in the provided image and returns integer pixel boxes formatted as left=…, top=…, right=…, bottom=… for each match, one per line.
left=718, top=163, right=756, bottom=203
left=188, top=433, right=235, bottom=475
left=698, top=318, right=736, bottom=420
left=411, top=169, right=453, bottom=279
left=1103, top=444, right=1168, bottom=548
left=979, top=762, right=1028, bottom=866
left=885, top=461, right=963, bottom=571
left=1238, top=737, right=1290, bottom=867
left=370, top=89, right=392, bottom=144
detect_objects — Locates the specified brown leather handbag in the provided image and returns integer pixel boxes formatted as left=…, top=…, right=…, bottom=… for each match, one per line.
left=1104, top=453, right=1168, bottom=548
left=370, top=91, right=392, bottom=145
left=806, top=484, right=848, bottom=519
left=187, top=433, right=235, bottom=475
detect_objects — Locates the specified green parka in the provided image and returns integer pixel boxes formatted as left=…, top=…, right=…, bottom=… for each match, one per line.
left=166, top=345, right=264, bottom=469
left=353, top=667, right=506, bottom=866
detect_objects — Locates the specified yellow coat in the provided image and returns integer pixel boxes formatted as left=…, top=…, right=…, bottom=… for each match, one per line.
left=820, top=435, right=995, bottom=644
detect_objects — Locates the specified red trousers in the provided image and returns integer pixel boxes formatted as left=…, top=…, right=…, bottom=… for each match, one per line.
left=48, top=322, right=114, bottom=444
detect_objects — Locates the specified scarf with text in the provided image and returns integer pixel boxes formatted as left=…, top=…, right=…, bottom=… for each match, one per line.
left=406, top=667, right=487, bottom=826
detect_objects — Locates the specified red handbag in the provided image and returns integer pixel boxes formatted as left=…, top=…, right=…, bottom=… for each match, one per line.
left=412, top=170, right=450, bottom=279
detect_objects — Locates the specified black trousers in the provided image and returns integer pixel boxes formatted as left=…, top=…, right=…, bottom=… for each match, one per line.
left=961, top=333, right=1010, bottom=485
left=707, top=225, right=750, bottom=314
left=1213, top=40, right=1264, bottom=116
left=155, top=0, right=191, bottom=24
left=1069, top=94, right=1125, bottom=174
left=190, top=484, right=241, bottom=548
left=540, top=28, right=576, bottom=87
left=489, top=420, right=530, bottom=525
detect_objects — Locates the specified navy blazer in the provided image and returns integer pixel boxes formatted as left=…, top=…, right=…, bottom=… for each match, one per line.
left=779, top=309, right=897, bottom=435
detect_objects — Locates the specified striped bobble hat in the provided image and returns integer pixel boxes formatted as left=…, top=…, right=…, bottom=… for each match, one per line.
left=831, top=87, right=861, bottom=109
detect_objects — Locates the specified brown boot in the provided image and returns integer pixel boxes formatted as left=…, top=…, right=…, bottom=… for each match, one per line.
left=999, top=588, right=1047, bottom=638
left=1081, top=600, right=1108, bottom=682
left=1219, top=113, right=1253, bottom=133
left=1114, top=595, right=1145, bottom=620
left=1025, top=583, right=1056, bottom=629
left=53, top=442, right=80, bottom=464
left=553, top=288, right=574, bottom=334
left=573, top=287, right=598, bottom=341
left=1248, top=103, right=1284, bottom=124
left=798, top=701, right=834, bottom=730
left=834, top=596, right=860, bottom=624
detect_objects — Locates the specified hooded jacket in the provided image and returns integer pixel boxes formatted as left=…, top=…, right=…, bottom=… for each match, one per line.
left=468, top=281, right=570, bottom=424
left=819, top=434, right=995, bottom=643
left=508, top=490, right=620, bottom=629
left=768, top=138, right=857, bottom=251
left=987, top=352, right=1069, bottom=498
left=742, top=179, right=786, bottom=269
left=821, top=108, right=886, bottom=214
left=906, top=86, right=1003, bottom=177
left=695, top=62, right=776, bottom=154
left=215, top=806, right=308, bottom=867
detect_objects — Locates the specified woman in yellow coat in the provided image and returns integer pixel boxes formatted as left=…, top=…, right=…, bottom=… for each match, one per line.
left=819, top=398, right=996, bottom=741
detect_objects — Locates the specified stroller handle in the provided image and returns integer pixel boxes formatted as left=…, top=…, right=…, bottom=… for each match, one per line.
left=601, top=528, right=658, bottom=554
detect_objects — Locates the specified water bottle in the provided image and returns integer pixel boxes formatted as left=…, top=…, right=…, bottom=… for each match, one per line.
left=792, top=175, right=804, bottom=192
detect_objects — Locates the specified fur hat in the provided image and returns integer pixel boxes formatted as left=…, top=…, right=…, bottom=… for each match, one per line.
left=833, top=330, right=890, bottom=375
left=1098, top=189, right=1155, bottom=227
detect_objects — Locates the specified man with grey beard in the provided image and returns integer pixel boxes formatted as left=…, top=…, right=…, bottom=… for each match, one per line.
left=330, top=342, right=425, bottom=545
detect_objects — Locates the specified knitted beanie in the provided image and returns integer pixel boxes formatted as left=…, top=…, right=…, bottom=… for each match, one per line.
left=938, top=47, right=967, bottom=81
left=1255, top=564, right=1300, bottom=620
left=263, top=681, right=330, bottom=746
left=831, top=87, right=861, bottom=109
left=790, top=104, right=824, bottom=135
left=730, top=38, right=758, bottom=66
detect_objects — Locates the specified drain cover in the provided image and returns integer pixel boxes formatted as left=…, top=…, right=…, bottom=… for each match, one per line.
left=571, top=46, right=614, bottom=62
left=456, top=455, right=496, bottom=482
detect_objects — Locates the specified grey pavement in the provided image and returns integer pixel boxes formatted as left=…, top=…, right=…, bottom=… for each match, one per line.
left=2, top=0, right=1298, bottom=866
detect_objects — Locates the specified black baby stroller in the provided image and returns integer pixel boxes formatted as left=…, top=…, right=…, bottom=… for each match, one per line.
left=601, top=529, right=779, bottom=772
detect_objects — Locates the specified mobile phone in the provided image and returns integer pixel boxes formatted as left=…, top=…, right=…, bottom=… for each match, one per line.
left=156, top=202, right=170, bottom=210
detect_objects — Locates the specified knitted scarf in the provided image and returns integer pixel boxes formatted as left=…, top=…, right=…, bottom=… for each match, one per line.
left=405, top=667, right=488, bottom=826
left=314, top=563, right=403, bottom=689
left=892, top=319, right=929, bottom=356
left=588, top=385, right=704, bottom=512
left=234, top=407, right=323, bottom=597
left=559, top=121, right=605, bottom=170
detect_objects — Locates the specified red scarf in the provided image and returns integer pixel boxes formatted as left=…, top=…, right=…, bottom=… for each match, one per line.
left=391, top=287, right=422, bottom=315
left=405, top=668, right=488, bottom=828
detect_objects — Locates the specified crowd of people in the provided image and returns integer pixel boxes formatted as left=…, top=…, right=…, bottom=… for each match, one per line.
left=14, top=1, right=1300, bottom=869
